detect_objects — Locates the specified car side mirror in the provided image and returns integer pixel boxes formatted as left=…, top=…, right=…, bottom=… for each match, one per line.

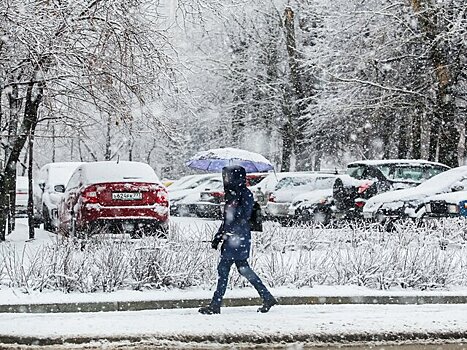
left=54, top=185, right=66, bottom=193
left=451, top=185, right=464, bottom=192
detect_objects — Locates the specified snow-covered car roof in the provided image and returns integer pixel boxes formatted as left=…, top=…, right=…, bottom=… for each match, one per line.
left=41, top=162, right=84, bottom=186
left=424, top=190, right=467, bottom=205
left=169, top=174, right=218, bottom=192
left=348, top=159, right=449, bottom=168
left=365, top=165, right=467, bottom=208
left=79, top=161, right=161, bottom=185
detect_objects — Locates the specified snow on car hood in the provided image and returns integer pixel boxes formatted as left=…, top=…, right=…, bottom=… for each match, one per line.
left=291, top=189, right=333, bottom=206
left=424, top=190, right=467, bottom=205
left=364, top=165, right=467, bottom=211
left=273, top=185, right=316, bottom=203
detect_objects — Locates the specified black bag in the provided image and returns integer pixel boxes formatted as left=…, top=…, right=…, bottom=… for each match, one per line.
left=250, top=201, right=263, bottom=232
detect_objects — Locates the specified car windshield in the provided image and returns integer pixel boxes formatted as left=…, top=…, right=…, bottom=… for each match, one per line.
left=346, top=165, right=365, bottom=179
left=275, top=176, right=315, bottom=190
left=314, top=177, right=336, bottom=189
left=347, top=163, right=447, bottom=182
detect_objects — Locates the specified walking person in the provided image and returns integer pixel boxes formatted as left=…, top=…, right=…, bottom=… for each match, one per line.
left=199, top=165, right=277, bottom=315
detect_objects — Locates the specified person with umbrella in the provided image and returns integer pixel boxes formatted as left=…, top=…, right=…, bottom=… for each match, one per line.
left=199, top=165, right=277, bottom=315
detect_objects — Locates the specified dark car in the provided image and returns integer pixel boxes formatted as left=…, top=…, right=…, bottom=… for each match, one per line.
left=333, top=159, right=450, bottom=220
left=191, top=173, right=269, bottom=219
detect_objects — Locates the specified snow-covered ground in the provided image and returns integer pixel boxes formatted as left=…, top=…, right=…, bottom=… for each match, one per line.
left=1, top=304, right=467, bottom=345
left=1, top=218, right=467, bottom=346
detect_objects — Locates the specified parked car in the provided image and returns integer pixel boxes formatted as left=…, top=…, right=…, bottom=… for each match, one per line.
left=191, top=173, right=269, bottom=218
left=14, top=176, right=30, bottom=217
left=57, top=161, right=168, bottom=238
left=333, top=159, right=450, bottom=220
left=169, top=174, right=222, bottom=216
left=424, top=191, right=467, bottom=218
left=363, top=165, right=467, bottom=222
left=266, top=173, right=338, bottom=225
left=288, top=187, right=335, bottom=226
left=250, top=172, right=313, bottom=209
left=34, top=162, right=84, bottom=231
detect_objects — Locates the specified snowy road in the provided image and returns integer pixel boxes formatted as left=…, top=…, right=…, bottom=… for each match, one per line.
left=1, top=304, right=467, bottom=347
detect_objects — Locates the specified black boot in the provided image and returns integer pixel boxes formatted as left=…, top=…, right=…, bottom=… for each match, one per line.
left=198, top=305, right=220, bottom=315
left=257, top=297, right=278, bottom=313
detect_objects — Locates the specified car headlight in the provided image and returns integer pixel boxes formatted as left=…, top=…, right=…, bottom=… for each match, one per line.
left=425, top=203, right=431, bottom=212
left=448, top=204, right=459, bottom=214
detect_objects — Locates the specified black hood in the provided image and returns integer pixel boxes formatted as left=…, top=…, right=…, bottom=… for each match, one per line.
left=222, top=165, right=247, bottom=192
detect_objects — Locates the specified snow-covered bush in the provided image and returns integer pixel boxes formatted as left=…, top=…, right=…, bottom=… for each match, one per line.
left=0, top=219, right=466, bottom=293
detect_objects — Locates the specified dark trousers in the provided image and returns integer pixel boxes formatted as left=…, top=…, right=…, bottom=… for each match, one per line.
left=211, top=258, right=273, bottom=307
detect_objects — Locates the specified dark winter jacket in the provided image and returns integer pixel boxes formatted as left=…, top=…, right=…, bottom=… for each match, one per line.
left=213, top=165, right=254, bottom=261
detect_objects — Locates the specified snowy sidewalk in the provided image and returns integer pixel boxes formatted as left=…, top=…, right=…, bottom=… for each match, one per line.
left=1, top=304, right=467, bottom=347
left=2, top=285, right=467, bottom=313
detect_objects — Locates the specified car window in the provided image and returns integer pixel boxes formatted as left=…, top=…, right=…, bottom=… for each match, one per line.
left=187, top=178, right=213, bottom=189
left=315, top=177, right=336, bottom=189
left=375, top=165, right=391, bottom=177
left=275, top=177, right=315, bottom=190
left=386, top=165, right=445, bottom=182
left=389, top=166, right=424, bottom=181
left=346, top=165, right=366, bottom=179
left=425, top=166, right=448, bottom=179
left=201, top=179, right=223, bottom=190
left=247, top=175, right=266, bottom=187
left=66, top=171, right=81, bottom=190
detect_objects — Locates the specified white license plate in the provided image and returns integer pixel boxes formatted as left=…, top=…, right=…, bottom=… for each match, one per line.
left=112, top=192, right=142, bottom=201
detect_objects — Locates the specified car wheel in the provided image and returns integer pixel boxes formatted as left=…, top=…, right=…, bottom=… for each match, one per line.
left=71, top=214, right=88, bottom=240
left=43, top=206, right=54, bottom=232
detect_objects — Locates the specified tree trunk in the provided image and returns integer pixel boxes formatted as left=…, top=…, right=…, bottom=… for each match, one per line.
left=398, top=117, right=408, bottom=159
left=104, top=115, right=112, bottom=161
left=411, top=0, right=458, bottom=167
left=412, top=112, right=422, bottom=159
left=283, top=7, right=307, bottom=170
left=280, top=94, right=294, bottom=171
left=0, top=80, right=42, bottom=241
left=28, top=129, right=35, bottom=239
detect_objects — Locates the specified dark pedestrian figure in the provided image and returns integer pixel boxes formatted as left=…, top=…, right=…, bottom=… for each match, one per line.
left=199, top=165, right=277, bottom=315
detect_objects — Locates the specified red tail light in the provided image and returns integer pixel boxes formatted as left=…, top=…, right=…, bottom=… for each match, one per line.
left=155, top=188, right=168, bottom=206
left=82, top=185, right=98, bottom=204
left=268, top=193, right=276, bottom=203
left=358, top=182, right=372, bottom=194
left=355, top=200, right=365, bottom=208
left=208, top=191, right=224, bottom=198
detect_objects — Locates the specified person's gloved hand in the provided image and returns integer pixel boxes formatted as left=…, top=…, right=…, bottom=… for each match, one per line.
left=211, top=237, right=221, bottom=250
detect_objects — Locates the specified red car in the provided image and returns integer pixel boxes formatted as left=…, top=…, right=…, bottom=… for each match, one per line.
left=57, top=161, right=169, bottom=238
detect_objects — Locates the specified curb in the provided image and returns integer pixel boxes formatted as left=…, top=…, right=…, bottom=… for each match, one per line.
left=1, top=295, right=467, bottom=314
left=1, top=330, right=467, bottom=347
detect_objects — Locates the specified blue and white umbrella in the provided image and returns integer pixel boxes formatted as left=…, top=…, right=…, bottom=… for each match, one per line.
left=186, top=147, right=273, bottom=173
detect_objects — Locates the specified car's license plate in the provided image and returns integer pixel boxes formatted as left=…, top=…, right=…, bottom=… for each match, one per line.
left=112, top=192, right=142, bottom=201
